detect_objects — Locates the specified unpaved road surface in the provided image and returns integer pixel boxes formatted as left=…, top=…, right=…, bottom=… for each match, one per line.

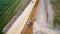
left=33, top=0, right=58, bottom=34
left=21, top=0, right=39, bottom=34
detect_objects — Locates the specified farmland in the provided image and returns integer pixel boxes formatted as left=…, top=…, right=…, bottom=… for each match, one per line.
left=51, top=0, right=60, bottom=26
left=0, top=0, right=28, bottom=34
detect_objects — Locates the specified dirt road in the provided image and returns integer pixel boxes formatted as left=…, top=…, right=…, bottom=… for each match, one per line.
left=21, top=0, right=39, bottom=34
left=33, top=0, right=58, bottom=34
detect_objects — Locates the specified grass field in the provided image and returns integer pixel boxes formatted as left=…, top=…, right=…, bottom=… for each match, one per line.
left=0, top=0, right=28, bottom=34
left=51, top=0, right=60, bottom=26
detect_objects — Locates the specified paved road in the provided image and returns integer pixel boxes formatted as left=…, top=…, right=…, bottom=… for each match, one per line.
left=2, top=0, right=31, bottom=33
left=3, top=0, right=37, bottom=34
left=33, top=0, right=58, bottom=34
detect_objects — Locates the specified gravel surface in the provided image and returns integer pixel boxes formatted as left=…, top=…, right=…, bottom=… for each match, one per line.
left=33, top=0, right=58, bottom=34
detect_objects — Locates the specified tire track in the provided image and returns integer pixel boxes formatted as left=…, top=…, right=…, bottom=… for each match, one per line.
left=33, top=0, right=57, bottom=34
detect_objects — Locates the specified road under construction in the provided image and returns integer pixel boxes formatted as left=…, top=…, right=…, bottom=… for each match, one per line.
left=2, top=0, right=59, bottom=34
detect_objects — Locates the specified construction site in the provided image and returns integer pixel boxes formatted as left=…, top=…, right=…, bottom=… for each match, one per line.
left=0, top=0, right=60, bottom=34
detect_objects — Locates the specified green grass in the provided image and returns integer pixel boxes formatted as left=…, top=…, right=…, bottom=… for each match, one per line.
left=0, top=0, right=28, bottom=34
left=51, top=0, right=60, bottom=26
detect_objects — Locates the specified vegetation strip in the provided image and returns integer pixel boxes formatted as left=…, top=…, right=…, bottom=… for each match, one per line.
left=51, top=0, right=60, bottom=26
left=2, top=0, right=31, bottom=33
left=0, top=0, right=30, bottom=34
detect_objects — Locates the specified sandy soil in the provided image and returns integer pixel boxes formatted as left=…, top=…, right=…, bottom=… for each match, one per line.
left=21, top=0, right=39, bottom=34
